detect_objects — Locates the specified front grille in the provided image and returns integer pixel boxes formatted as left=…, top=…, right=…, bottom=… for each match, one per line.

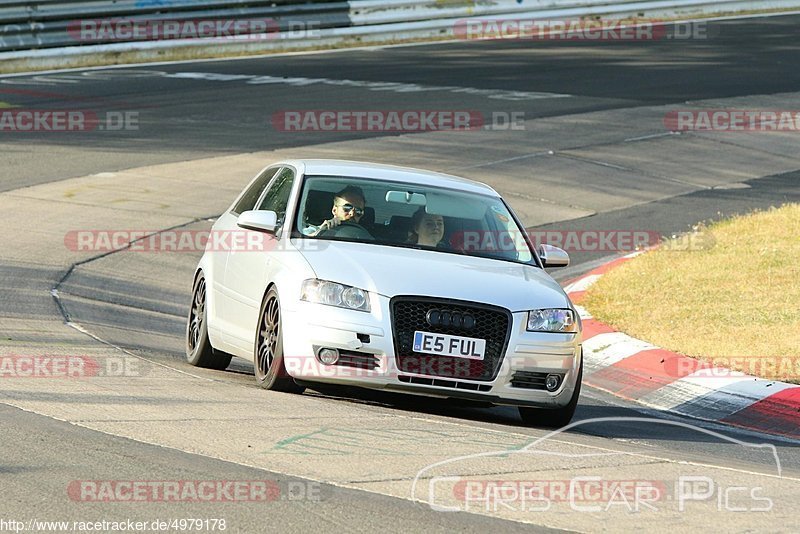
left=391, top=297, right=512, bottom=381
left=398, top=375, right=492, bottom=392
left=336, top=351, right=379, bottom=370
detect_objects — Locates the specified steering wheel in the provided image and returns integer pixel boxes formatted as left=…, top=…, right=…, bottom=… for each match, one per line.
left=324, top=221, right=374, bottom=240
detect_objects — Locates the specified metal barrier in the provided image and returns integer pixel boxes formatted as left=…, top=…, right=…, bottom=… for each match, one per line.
left=350, top=0, right=665, bottom=25
left=347, top=0, right=800, bottom=26
left=0, top=0, right=348, bottom=52
left=2, top=0, right=799, bottom=58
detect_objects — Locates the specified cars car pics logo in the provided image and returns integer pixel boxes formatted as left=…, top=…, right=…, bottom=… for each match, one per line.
left=447, top=477, right=772, bottom=513
left=413, top=418, right=779, bottom=514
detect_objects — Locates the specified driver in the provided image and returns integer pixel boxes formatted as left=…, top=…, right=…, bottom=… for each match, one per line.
left=313, top=185, right=366, bottom=235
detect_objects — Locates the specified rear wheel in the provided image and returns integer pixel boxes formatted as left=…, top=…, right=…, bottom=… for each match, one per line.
left=254, top=287, right=304, bottom=393
left=519, top=358, right=582, bottom=428
left=186, top=274, right=231, bottom=370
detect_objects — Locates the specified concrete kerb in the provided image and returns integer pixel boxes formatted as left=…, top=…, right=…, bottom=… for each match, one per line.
left=565, top=252, right=800, bottom=440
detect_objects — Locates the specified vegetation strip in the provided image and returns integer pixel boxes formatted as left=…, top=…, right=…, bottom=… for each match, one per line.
left=563, top=206, right=800, bottom=439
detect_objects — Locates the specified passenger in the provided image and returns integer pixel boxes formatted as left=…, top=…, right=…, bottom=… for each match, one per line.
left=407, top=207, right=447, bottom=248
left=314, top=186, right=366, bottom=236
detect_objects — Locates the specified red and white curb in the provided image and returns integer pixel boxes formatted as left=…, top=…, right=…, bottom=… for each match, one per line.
left=564, top=252, right=800, bottom=440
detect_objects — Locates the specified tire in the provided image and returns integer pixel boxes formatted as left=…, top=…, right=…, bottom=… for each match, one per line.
left=518, top=357, right=582, bottom=428
left=186, top=274, right=232, bottom=370
left=254, top=287, right=305, bottom=393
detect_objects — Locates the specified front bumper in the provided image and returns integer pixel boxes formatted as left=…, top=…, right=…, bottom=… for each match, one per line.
left=281, top=296, right=582, bottom=408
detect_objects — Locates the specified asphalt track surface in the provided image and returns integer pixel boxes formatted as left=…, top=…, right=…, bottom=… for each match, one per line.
left=3, top=14, right=800, bottom=190
left=2, top=14, right=800, bottom=533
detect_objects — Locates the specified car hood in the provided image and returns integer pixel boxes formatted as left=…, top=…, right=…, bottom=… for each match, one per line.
left=296, top=240, right=571, bottom=312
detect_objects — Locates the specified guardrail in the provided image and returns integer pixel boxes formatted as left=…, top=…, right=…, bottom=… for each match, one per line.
left=2, top=0, right=799, bottom=64
left=0, top=0, right=347, bottom=52
left=349, top=0, right=800, bottom=24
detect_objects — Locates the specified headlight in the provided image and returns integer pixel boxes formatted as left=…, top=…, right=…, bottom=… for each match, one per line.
left=301, top=279, right=371, bottom=312
left=527, top=309, right=577, bottom=332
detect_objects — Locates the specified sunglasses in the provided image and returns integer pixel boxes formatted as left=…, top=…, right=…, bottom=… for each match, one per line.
left=338, top=203, right=364, bottom=217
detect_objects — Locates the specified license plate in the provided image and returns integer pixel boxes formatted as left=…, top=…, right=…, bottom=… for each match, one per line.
left=412, top=331, right=486, bottom=360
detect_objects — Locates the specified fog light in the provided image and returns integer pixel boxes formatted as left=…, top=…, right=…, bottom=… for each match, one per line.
left=545, top=374, right=561, bottom=392
left=317, top=348, right=339, bottom=365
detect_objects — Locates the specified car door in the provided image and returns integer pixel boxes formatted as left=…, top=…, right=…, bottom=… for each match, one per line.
left=223, top=166, right=296, bottom=349
left=211, top=166, right=280, bottom=340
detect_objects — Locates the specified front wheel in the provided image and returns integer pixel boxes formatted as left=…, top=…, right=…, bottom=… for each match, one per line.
left=518, top=358, right=582, bottom=428
left=186, top=274, right=232, bottom=370
left=254, top=287, right=304, bottom=393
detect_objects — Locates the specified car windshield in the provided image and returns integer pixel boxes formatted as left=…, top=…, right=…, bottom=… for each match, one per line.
left=293, top=175, right=535, bottom=265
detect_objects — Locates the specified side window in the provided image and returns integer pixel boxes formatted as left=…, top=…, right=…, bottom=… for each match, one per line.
left=232, top=167, right=279, bottom=215
left=256, top=167, right=295, bottom=231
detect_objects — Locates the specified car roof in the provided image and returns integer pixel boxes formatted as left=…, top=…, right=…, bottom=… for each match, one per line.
left=281, top=159, right=499, bottom=197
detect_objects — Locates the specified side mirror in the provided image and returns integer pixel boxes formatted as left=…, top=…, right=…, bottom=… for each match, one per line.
left=538, top=244, right=570, bottom=268
left=237, top=210, right=278, bottom=233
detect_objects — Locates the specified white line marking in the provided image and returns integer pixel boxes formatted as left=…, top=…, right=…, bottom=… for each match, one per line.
left=159, top=71, right=571, bottom=101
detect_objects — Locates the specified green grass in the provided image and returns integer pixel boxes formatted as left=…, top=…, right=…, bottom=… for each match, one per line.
left=584, top=204, right=800, bottom=382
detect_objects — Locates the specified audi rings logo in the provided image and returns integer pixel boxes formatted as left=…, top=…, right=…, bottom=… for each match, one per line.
left=425, top=309, right=476, bottom=330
